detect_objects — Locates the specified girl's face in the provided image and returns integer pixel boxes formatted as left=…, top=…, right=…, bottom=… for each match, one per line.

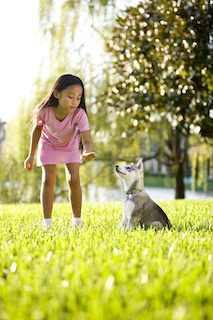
left=54, top=85, right=83, bottom=114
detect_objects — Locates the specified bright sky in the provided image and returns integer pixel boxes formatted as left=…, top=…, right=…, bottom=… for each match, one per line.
left=0, top=0, right=43, bottom=122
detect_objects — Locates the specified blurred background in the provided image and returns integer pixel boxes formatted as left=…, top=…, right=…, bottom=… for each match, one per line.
left=0, top=0, right=213, bottom=204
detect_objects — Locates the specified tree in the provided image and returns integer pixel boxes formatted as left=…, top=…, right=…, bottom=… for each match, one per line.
left=99, top=0, right=213, bottom=198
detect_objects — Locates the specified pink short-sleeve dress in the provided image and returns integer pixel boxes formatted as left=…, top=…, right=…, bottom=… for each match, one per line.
left=36, top=107, right=90, bottom=166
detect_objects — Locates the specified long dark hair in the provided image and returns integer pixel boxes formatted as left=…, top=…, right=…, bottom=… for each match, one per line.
left=35, top=74, right=87, bottom=115
left=35, top=74, right=87, bottom=150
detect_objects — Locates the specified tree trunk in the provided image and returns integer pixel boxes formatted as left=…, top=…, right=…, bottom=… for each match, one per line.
left=173, top=162, right=185, bottom=199
left=166, top=127, right=186, bottom=199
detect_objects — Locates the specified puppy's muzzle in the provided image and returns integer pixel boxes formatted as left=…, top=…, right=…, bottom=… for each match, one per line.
left=115, top=165, right=126, bottom=175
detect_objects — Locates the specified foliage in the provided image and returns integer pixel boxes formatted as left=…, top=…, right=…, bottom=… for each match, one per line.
left=0, top=75, right=68, bottom=204
left=103, top=0, right=213, bottom=134
left=98, top=0, right=213, bottom=198
left=0, top=98, right=41, bottom=203
left=38, top=0, right=117, bottom=81
left=189, top=135, right=213, bottom=192
left=0, top=200, right=213, bottom=320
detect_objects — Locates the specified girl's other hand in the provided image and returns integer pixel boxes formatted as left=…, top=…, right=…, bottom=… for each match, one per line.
left=24, top=155, right=34, bottom=171
left=80, top=152, right=97, bottom=162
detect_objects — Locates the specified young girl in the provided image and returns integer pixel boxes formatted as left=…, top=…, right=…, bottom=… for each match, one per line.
left=24, top=74, right=97, bottom=228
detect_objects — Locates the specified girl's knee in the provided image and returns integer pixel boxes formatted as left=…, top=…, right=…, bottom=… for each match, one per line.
left=66, top=172, right=80, bottom=188
left=42, top=170, right=56, bottom=187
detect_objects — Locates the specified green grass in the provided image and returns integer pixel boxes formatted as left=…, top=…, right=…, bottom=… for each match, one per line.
left=0, top=200, right=213, bottom=320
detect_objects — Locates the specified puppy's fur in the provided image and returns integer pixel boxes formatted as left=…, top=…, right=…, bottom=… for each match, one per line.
left=115, top=159, right=172, bottom=230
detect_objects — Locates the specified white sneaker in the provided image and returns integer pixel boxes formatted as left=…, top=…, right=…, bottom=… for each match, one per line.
left=37, top=221, right=52, bottom=231
left=72, top=221, right=87, bottom=228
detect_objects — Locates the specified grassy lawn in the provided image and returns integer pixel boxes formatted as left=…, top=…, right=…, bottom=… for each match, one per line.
left=0, top=200, right=213, bottom=320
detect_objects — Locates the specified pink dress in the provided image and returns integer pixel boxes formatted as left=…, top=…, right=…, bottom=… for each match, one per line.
left=36, top=107, right=90, bottom=166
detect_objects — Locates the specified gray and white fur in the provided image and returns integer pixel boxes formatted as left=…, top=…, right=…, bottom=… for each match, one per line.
left=115, top=159, right=172, bottom=230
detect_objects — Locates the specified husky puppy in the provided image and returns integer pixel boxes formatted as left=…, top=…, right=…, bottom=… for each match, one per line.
left=115, top=159, right=172, bottom=230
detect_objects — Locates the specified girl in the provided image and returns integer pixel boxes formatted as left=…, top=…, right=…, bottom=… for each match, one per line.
left=24, top=74, right=97, bottom=229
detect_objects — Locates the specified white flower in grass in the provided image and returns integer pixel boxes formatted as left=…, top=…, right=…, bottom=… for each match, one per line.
left=141, top=273, right=148, bottom=284
left=104, top=275, right=115, bottom=291
left=62, top=280, right=69, bottom=288
left=10, top=262, right=17, bottom=273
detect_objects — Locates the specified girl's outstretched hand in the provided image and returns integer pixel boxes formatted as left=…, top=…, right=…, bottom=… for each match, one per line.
left=24, top=155, right=34, bottom=171
left=80, top=152, right=97, bottom=162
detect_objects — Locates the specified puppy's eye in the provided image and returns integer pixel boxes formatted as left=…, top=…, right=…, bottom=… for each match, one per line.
left=126, top=166, right=131, bottom=171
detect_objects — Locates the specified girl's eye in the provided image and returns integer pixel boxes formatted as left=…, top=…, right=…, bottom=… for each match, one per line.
left=68, top=96, right=81, bottom=100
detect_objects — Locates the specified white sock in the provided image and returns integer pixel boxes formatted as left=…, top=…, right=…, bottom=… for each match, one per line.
left=72, top=217, right=81, bottom=225
left=43, top=218, right=52, bottom=227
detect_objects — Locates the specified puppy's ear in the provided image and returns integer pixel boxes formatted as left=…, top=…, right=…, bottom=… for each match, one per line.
left=136, top=158, right=143, bottom=170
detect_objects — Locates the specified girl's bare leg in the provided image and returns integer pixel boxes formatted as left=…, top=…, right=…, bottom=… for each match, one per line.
left=41, top=165, right=56, bottom=219
left=65, top=163, right=81, bottom=218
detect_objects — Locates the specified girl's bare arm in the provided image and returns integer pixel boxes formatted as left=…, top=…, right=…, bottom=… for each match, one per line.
left=24, top=124, right=43, bottom=171
left=80, top=130, right=97, bottom=161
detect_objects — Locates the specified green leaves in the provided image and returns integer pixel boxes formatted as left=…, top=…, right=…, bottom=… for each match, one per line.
left=104, top=0, right=213, bottom=136
left=94, top=0, right=213, bottom=198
